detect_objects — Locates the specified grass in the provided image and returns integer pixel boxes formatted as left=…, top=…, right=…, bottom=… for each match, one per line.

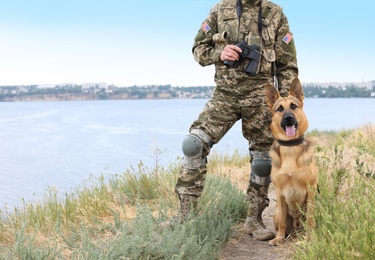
left=294, top=124, right=375, bottom=259
left=0, top=124, right=374, bottom=259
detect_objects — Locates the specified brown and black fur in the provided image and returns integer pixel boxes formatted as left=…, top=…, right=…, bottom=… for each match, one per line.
left=265, top=78, right=318, bottom=246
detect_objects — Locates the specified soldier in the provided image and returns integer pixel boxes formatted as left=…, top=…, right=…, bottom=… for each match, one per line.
left=168, top=0, right=298, bottom=241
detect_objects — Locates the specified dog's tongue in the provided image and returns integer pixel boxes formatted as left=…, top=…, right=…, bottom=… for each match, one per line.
left=286, top=126, right=296, bottom=137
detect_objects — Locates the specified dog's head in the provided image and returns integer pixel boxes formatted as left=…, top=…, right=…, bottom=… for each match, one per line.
left=265, top=78, right=309, bottom=140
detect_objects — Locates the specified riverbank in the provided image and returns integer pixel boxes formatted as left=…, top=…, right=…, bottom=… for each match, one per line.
left=0, top=125, right=374, bottom=259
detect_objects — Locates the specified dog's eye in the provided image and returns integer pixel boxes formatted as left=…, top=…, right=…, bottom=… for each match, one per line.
left=276, top=106, right=284, bottom=112
left=290, top=103, right=298, bottom=110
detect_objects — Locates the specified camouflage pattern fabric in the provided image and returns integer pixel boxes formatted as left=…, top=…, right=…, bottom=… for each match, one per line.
left=190, top=81, right=274, bottom=150
left=175, top=0, right=298, bottom=196
left=175, top=82, right=273, bottom=196
left=247, top=180, right=270, bottom=207
left=175, top=166, right=207, bottom=197
left=193, top=0, right=298, bottom=97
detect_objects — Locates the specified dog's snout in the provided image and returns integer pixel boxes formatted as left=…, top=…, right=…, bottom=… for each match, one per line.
left=283, top=112, right=294, bottom=123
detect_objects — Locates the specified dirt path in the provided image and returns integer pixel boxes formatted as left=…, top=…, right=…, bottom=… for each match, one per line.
left=220, top=189, right=295, bottom=260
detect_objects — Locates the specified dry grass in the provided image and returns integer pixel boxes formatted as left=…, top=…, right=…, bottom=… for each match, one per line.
left=208, top=149, right=250, bottom=191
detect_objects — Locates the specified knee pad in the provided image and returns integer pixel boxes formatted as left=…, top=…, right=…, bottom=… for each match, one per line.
left=181, top=129, right=212, bottom=169
left=250, top=150, right=272, bottom=185
left=182, top=135, right=202, bottom=157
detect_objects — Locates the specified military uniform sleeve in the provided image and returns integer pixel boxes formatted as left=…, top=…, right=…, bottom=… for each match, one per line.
left=274, top=12, right=298, bottom=97
left=192, top=4, right=223, bottom=67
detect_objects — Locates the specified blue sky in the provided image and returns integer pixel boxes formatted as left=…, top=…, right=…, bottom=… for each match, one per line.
left=0, top=0, right=374, bottom=86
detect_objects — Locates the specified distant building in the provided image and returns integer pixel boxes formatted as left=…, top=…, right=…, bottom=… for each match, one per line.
left=36, top=84, right=56, bottom=89
left=81, top=82, right=108, bottom=90
left=305, top=81, right=374, bottom=90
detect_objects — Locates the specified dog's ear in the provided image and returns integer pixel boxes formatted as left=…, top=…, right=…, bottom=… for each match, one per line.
left=265, top=84, right=280, bottom=110
left=289, top=78, right=304, bottom=102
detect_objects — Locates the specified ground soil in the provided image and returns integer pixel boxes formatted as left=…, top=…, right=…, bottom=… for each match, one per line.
left=219, top=189, right=296, bottom=260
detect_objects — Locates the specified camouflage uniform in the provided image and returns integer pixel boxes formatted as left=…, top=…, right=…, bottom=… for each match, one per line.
left=173, top=0, right=298, bottom=239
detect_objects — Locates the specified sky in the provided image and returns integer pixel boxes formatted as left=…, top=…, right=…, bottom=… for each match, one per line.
left=0, top=0, right=374, bottom=87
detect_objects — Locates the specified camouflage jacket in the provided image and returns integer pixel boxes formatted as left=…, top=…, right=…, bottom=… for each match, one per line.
left=193, top=0, right=298, bottom=96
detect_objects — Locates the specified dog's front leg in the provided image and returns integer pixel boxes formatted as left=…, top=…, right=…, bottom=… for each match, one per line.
left=269, top=194, right=288, bottom=246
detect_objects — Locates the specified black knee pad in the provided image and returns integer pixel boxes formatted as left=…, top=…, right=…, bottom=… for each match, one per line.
left=250, top=150, right=272, bottom=185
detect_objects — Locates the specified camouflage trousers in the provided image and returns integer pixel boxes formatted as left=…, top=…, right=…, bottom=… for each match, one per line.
left=246, top=181, right=270, bottom=208
left=175, top=81, right=274, bottom=197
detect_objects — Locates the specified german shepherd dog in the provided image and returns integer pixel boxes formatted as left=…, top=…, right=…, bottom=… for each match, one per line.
left=265, top=78, right=318, bottom=246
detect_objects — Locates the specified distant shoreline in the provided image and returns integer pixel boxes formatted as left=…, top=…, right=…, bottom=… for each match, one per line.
left=2, top=94, right=375, bottom=102
left=1, top=83, right=374, bottom=101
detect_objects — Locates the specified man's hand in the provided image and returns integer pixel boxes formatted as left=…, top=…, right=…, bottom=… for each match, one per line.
left=220, top=44, right=242, bottom=62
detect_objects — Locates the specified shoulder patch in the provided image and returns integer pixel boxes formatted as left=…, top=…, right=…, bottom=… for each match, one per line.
left=282, top=33, right=293, bottom=44
left=202, top=21, right=211, bottom=33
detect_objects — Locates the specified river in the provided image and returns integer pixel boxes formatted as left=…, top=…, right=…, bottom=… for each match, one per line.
left=0, top=98, right=374, bottom=208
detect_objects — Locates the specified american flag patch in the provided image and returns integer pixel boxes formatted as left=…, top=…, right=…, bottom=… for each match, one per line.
left=202, top=22, right=211, bottom=33
left=282, top=33, right=293, bottom=44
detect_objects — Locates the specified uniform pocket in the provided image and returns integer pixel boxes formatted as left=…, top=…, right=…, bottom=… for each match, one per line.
left=259, top=48, right=275, bottom=74
left=262, top=26, right=275, bottom=46
left=262, top=49, right=275, bottom=62
left=218, top=8, right=238, bottom=42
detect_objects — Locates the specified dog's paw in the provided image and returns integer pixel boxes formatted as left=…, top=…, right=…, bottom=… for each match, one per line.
left=269, top=237, right=285, bottom=246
